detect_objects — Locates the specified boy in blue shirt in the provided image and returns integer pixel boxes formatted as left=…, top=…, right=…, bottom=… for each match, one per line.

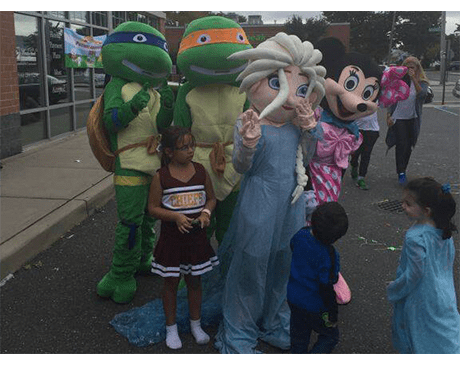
left=287, top=202, right=349, bottom=353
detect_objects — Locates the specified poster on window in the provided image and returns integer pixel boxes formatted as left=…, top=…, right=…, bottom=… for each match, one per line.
left=64, top=28, right=106, bottom=68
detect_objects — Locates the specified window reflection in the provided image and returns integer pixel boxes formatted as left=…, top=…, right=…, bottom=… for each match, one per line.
left=50, top=107, right=73, bottom=137
left=15, top=13, right=45, bottom=110
left=46, top=20, right=69, bottom=105
left=92, top=12, right=107, bottom=27
left=71, top=25, right=91, bottom=101
left=75, top=103, right=92, bottom=129
left=94, top=69, right=107, bottom=97
left=112, top=11, right=126, bottom=28
left=46, top=11, right=66, bottom=19
left=69, top=11, right=89, bottom=23
left=21, top=111, right=47, bottom=145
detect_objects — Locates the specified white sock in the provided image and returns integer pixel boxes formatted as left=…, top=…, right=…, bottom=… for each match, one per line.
left=358, top=176, right=364, bottom=181
left=165, top=324, right=182, bottom=349
left=190, top=318, right=210, bottom=345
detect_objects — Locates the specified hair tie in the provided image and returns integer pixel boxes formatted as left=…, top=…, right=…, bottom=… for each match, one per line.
left=441, top=183, right=451, bottom=194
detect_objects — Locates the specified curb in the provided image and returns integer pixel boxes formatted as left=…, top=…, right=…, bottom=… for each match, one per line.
left=0, top=176, right=115, bottom=279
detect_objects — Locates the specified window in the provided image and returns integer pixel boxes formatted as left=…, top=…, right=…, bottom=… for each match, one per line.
left=127, top=12, right=139, bottom=22
left=12, top=11, right=163, bottom=148
left=45, top=19, right=70, bottom=105
left=92, top=12, right=107, bottom=27
left=15, top=13, right=45, bottom=110
left=46, top=11, right=66, bottom=19
left=112, top=11, right=126, bottom=28
left=69, top=11, right=90, bottom=23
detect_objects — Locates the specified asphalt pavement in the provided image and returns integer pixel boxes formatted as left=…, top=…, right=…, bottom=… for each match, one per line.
left=0, top=81, right=459, bottom=354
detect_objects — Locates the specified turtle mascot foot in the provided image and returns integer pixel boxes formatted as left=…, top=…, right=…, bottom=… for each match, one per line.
left=97, top=272, right=137, bottom=304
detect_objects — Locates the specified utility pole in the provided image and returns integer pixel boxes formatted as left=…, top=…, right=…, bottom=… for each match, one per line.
left=387, top=11, right=396, bottom=64
left=107, top=11, right=113, bottom=32
left=440, top=11, right=446, bottom=86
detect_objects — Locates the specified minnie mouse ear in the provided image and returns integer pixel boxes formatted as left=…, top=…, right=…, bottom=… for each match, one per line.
left=379, top=66, right=410, bottom=107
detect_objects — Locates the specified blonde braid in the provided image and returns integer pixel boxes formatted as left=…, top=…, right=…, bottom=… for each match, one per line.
left=291, top=144, right=308, bottom=204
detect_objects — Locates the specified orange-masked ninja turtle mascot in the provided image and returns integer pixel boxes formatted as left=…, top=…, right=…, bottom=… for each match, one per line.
left=96, top=21, right=174, bottom=304
left=173, top=16, right=252, bottom=244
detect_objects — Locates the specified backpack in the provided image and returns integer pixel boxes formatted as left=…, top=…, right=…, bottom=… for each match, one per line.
left=86, top=93, right=117, bottom=172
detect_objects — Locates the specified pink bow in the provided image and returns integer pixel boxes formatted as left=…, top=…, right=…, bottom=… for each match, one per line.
left=379, top=66, right=410, bottom=108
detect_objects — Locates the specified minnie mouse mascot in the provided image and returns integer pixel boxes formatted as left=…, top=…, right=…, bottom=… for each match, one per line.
left=305, top=37, right=383, bottom=212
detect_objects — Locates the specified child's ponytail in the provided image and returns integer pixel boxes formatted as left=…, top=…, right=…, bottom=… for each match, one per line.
left=435, top=184, right=458, bottom=239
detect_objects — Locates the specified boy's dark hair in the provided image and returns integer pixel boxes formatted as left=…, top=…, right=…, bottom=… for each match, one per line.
left=311, top=202, right=349, bottom=245
left=160, top=126, right=195, bottom=166
left=405, top=177, right=457, bottom=239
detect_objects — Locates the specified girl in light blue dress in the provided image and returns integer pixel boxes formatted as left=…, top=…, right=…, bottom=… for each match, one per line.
left=387, top=177, right=460, bottom=354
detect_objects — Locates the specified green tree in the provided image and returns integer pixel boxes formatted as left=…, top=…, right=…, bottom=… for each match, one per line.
left=322, top=11, right=442, bottom=65
left=284, top=15, right=329, bottom=45
left=322, top=11, right=393, bottom=63
left=447, top=33, right=460, bottom=62
left=392, top=11, right=441, bottom=64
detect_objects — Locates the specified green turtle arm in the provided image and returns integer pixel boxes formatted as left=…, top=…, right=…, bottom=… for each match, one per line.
left=156, top=80, right=175, bottom=133
left=102, top=77, right=139, bottom=133
left=172, top=82, right=194, bottom=128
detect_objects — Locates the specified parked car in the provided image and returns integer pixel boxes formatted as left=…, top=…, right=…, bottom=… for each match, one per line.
left=449, top=61, right=460, bottom=71
left=453, top=78, right=460, bottom=99
left=430, top=60, right=440, bottom=70
left=94, top=72, right=106, bottom=88
left=18, top=73, right=68, bottom=108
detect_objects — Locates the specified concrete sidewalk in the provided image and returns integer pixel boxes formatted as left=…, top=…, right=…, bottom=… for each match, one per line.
left=0, top=129, right=115, bottom=279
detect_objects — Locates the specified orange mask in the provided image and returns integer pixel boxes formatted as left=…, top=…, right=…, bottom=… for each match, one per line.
left=178, top=27, right=250, bottom=54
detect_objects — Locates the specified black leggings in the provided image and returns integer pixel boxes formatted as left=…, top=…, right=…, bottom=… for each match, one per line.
left=350, top=130, right=380, bottom=177
left=393, top=118, right=416, bottom=174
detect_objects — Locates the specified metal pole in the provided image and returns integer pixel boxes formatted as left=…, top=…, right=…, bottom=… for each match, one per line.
left=107, top=11, right=113, bottom=32
left=440, top=11, right=446, bottom=104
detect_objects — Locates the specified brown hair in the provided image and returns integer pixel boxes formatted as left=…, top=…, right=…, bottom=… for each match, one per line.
left=159, top=126, right=195, bottom=166
left=405, top=177, right=457, bottom=239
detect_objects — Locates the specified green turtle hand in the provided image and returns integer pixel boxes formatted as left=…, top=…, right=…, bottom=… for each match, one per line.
left=130, top=83, right=151, bottom=113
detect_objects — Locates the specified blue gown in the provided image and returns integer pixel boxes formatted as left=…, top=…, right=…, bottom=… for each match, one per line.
left=214, top=121, right=309, bottom=353
left=387, top=224, right=460, bottom=354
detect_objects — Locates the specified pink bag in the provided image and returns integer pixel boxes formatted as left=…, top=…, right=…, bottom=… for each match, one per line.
left=379, top=66, right=410, bottom=108
left=334, top=272, right=351, bottom=305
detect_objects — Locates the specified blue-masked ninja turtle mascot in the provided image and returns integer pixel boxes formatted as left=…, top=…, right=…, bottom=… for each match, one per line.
left=96, top=21, right=174, bottom=304
left=173, top=16, right=252, bottom=244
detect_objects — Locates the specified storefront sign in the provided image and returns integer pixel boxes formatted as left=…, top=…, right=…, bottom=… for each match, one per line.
left=64, top=28, right=106, bottom=68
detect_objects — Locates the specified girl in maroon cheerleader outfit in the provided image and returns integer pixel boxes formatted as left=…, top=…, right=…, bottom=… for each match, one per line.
left=148, top=126, right=218, bottom=350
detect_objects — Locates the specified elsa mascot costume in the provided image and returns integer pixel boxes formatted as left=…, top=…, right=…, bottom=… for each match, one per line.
left=214, top=32, right=326, bottom=354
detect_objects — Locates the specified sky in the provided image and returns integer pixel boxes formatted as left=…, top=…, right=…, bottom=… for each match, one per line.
left=234, top=11, right=460, bottom=36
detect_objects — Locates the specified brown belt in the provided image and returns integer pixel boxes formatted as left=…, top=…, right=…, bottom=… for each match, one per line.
left=196, top=141, right=233, bottom=177
left=114, top=135, right=161, bottom=156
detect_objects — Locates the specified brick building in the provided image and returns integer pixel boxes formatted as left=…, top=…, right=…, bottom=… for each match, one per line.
left=0, top=11, right=166, bottom=159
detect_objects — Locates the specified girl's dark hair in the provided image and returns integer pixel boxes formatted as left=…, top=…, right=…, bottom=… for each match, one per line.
left=311, top=202, right=349, bottom=245
left=159, top=126, right=195, bottom=166
left=405, top=177, right=457, bottom=239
